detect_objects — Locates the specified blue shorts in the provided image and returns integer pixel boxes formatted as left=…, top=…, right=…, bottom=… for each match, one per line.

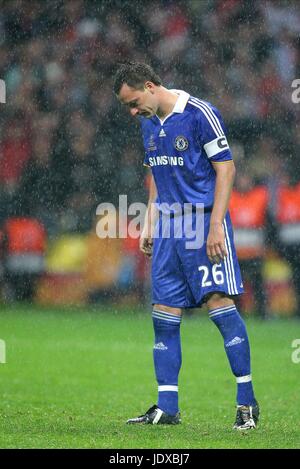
left=151, top=211, right=244, bottom=308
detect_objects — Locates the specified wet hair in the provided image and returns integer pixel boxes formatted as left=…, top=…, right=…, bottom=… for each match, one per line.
left=113, top=61, right=162, bottom=95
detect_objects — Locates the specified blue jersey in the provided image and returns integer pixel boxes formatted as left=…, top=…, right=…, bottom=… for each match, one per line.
left=139, top=90, right=243, bottom=307
left=140, top=90, right=232, bottom=211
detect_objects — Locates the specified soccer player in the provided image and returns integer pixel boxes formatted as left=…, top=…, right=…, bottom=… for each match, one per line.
left=113, top=62, right=259, bottom=430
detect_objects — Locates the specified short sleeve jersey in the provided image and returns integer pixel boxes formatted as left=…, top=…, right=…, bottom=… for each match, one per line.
left=140, top=90, right=232, bottom=210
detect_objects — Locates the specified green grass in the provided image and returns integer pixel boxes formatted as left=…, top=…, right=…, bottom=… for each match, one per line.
left=0, top=304, right=299, bottom=449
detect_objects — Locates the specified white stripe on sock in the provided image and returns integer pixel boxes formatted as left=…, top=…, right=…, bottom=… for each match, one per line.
left=152, top=313, right=181, bottom=324
left=153, top=309, right=182, bottom=320
left=236, top=374, right=252, bottom=383
left=209, top=307, right=236, bottom=319
left=158, top=385, right=178, bottom=392
left=209, top=305, right=236, bottom=315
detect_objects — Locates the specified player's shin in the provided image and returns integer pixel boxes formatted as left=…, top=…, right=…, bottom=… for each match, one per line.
left=209, top=305, right=256, bottom=406
left=152, top=310, right=182, bottom=416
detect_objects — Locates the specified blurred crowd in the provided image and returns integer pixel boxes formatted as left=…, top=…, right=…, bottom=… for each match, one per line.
left=0, top=0, right=300, bottom=313
left=1, top=0, right=300, bottom=229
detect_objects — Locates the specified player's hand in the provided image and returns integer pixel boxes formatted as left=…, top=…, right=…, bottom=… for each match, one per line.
left=206, top=222, right=227, bottom=264
left=140, top=235, right=153, bottom=258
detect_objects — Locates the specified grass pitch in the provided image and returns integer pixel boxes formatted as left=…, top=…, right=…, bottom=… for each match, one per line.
left=0, top=304, right=299, bottom=449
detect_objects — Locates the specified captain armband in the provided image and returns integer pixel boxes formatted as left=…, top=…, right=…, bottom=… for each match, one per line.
left=204, top=136, right=230, bottom=159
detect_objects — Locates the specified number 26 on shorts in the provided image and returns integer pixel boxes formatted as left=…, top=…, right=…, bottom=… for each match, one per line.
left=198, top=264, right=224, bottom=287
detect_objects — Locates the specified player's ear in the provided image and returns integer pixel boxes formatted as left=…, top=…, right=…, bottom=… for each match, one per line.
left=144, top=81, right=155, bottom=93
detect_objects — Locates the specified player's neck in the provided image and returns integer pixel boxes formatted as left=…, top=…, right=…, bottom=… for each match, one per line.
left=156, top=87, right=179, bottom=120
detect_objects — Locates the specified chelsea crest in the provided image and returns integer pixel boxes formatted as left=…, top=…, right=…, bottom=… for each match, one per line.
left=174, top=135, right=188, bottom=151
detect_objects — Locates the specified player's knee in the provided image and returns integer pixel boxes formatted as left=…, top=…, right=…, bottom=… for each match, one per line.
left=205, top=292, right=234, bottom=311
left=153, top=304, right=182, bottom=317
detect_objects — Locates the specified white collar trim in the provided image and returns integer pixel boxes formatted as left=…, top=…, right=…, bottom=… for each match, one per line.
left=170, top=89, right=190, bottom=113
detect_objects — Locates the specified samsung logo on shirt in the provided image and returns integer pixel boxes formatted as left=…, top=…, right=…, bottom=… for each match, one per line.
left=148, top=156, right=184, bottom=167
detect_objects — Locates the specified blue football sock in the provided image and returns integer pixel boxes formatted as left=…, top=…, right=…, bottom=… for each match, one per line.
left=152, top=309, right=182, bottom=416
left=209, top=305, right=256, bottom=406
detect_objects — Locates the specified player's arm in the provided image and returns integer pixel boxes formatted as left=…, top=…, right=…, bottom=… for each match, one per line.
left=140, top=174, right=158, bottom=258
left=207, top=160, right=236, bottom=264
left=194, top=103, right=235, bottom=264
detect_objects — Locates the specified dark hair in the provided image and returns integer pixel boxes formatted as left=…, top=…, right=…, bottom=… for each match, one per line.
left=113, top=61, right=162, bottom=95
